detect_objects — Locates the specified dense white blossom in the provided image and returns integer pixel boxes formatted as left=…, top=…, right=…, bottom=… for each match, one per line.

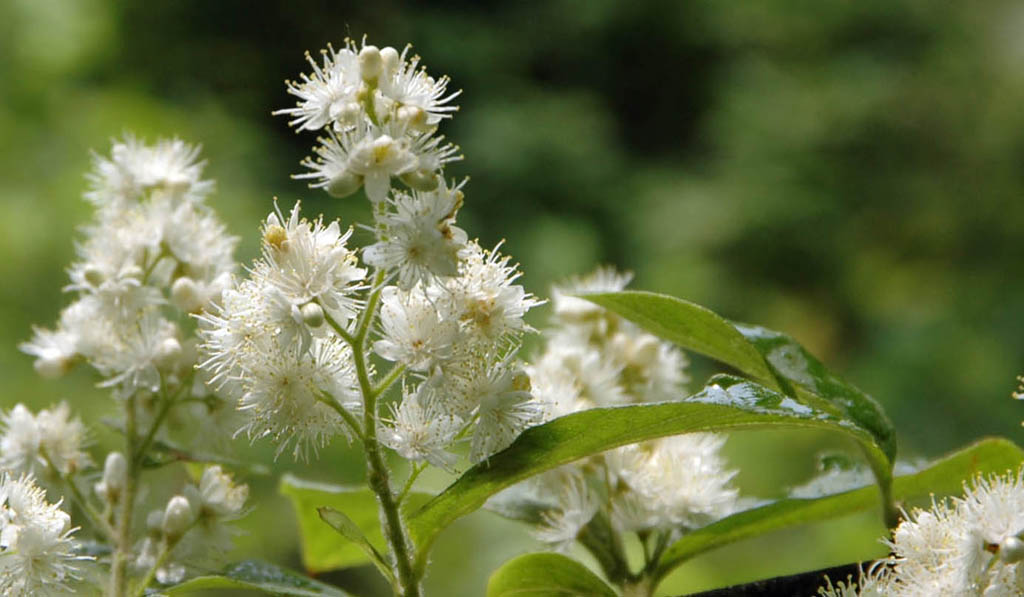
left=380, top=384, right=462, bottom=470
left=363, top=180, right=467, bottom=289
left=607, top=435, right=738, bottom=531
left=373, top=286, right=460, bottom=372
left=532, top=471, right=599, bottom=550
left=0, top=403, right=89, bottom=477
left=22, top=135, right=237, bottom=414
left=822, top=466, right=1024, bottom=596
left=0, top=475, right=87, bottom=596
left=279, top=39, right=461, bottom=203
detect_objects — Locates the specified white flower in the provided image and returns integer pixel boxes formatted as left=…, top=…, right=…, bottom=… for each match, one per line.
left=818, top=563, right=893, bottom=597
left=874, top=467, right=1024, bottom=596
left=0, top=474, right=87, bottom=596
left=236, top=337, right=359, bottom=460
left=0, top=403, right=89, bottom=477
left=373, top=286, right=460, bottom=371
left=197, top=466, right=248, bottom=520
left=468, top=361, right=541, bottom=463
left=380, top=384, right=462, bottom=470
left=274, top=42, right=363, bottom=132
left=363, top=181, right=468, bottom=289
left=445, top=241, right=543, bottom=343
left=532, top=337, right=626, bottom=408
left=377, top=45, right=461, bottom=128
left=96, top=311, right=180, bottom=395
left=608, top=434, right=737, bottom=531
left=532, top=470, right=599, bottom=550
left=86, top=134, right=212, bottom=208
left=256, top=202, right=367, bottom=322
left=551, top=266, right=633, bottom=329
left=19, top=326, right=78, bottom=379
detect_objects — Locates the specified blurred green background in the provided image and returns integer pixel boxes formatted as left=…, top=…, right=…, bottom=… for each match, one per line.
left=3, top=1, right=1024, bottom=595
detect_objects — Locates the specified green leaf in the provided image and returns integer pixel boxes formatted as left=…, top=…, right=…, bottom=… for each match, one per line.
left=158, top=559, right=351, bottom=596
left=652, top=437, right=1024, bottom=583
left=734, top=323, right=896, bottom=462
left=583, top=291, right=777, bottom=385
left=408, top=376, right=892, bottom=575
left=486, top=553, right=617, bottom=597
left=318, top=506, right=393, bottom=583
left=583, top=291, right=897, bottom=524
left=280, top=474, right=430, bottom=574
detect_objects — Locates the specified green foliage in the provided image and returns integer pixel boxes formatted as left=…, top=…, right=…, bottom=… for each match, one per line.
left=653, top=437, right=1024, bottom=582
left=407, top=374, right=894, bottom=575
left=279, top=474, right=429, bottom=574
left=485, top=553, right=617, bottom=597
left=161, top=560, right=352, bottom=596
left=585, top=290, right=898, bottom=524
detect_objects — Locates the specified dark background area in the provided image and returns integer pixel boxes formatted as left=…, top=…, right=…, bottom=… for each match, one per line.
left=2, top=1, right=1023, bottom=594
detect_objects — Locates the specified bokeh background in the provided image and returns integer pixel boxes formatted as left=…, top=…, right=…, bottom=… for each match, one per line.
left=3, top=1, right=1024, bottom=595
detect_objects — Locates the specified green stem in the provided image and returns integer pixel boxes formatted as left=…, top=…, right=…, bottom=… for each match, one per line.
left=134, top=388, right=182, bottom=463
left=316, top=391, right=365, bottom=442
left=110, top=395, right=138, bottom=597
left=397, top=463, right=426, bottom=505
left=372, top=363, right=406, bottom=399
left=349, top=273, right=421, bottom=597
left=133, top=541, right=172, bottom=597
left=42, top=451, right=115, bottom=541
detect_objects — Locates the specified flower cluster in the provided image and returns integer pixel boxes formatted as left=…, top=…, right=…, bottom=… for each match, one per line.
left=197, top=202, right=366, bottom=459
left=820, top=466, right=1024, bottom=596
left=277, top=38, right=461, bottom=202
left=0, top=474, right=88, bottom=596
left=20, top=136, right=238, bottom=430
left=196, top=41, right=542, bottom=468
left=134, top=466, right=249, bottom=584
left=504, top=268, right=738, bottom=548
left=0, top=402, right=89, bottom=478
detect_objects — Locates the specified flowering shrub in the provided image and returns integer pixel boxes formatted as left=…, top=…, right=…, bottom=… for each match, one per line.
left=7, top=37, right=1024, bottom=597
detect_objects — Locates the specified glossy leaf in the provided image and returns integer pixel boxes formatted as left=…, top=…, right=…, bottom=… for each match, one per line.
left=486, top=552, right=617, bottom=597
left=408, top=376, right=892, bottom=575
left=280, top=474, right=429, bottom=573
left=583, top=290, right=776, bottom=385
left=653, top=437, right=1024, bottom=583
left=584, top=290, right=897, bottom=523
left=160, top=559, right=351, bottom=596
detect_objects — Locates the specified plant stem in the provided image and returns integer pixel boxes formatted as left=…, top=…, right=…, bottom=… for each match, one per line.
left=342, top=272, right=422, bottom=597
left=397, top=463, right=426, bottom=505
left=134, top=387, right=181, bottom=463
left=62, top=468, right=116, bottom=541
left=110, top=394, right=138, bottom=597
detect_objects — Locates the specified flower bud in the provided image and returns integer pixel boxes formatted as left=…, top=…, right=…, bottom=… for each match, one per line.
left=326, top=170, right=363, bottom=198
left=170, top=276, right=202, bottom=312
left=329, top=101, right=362, bottom=126
left=162, top=495, right=195, bottom=541
left=359, top=45, right=383, bottom=83
left=99, top=452, right=127, bottom=503
left=380, top=46, right=400, bottom=76
left=400, top=169, right=439, bottom=192
left=1001, top=535, right=1024, bottom=563
left=34, top=355, right=71, bottom=379
left=83, top=265, right=105, bottom=287
left=397, top=105, right=427, bottom=130
left=155, top=337, right=182, bottom=368
left=301, top=302, right=325, bottom=328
